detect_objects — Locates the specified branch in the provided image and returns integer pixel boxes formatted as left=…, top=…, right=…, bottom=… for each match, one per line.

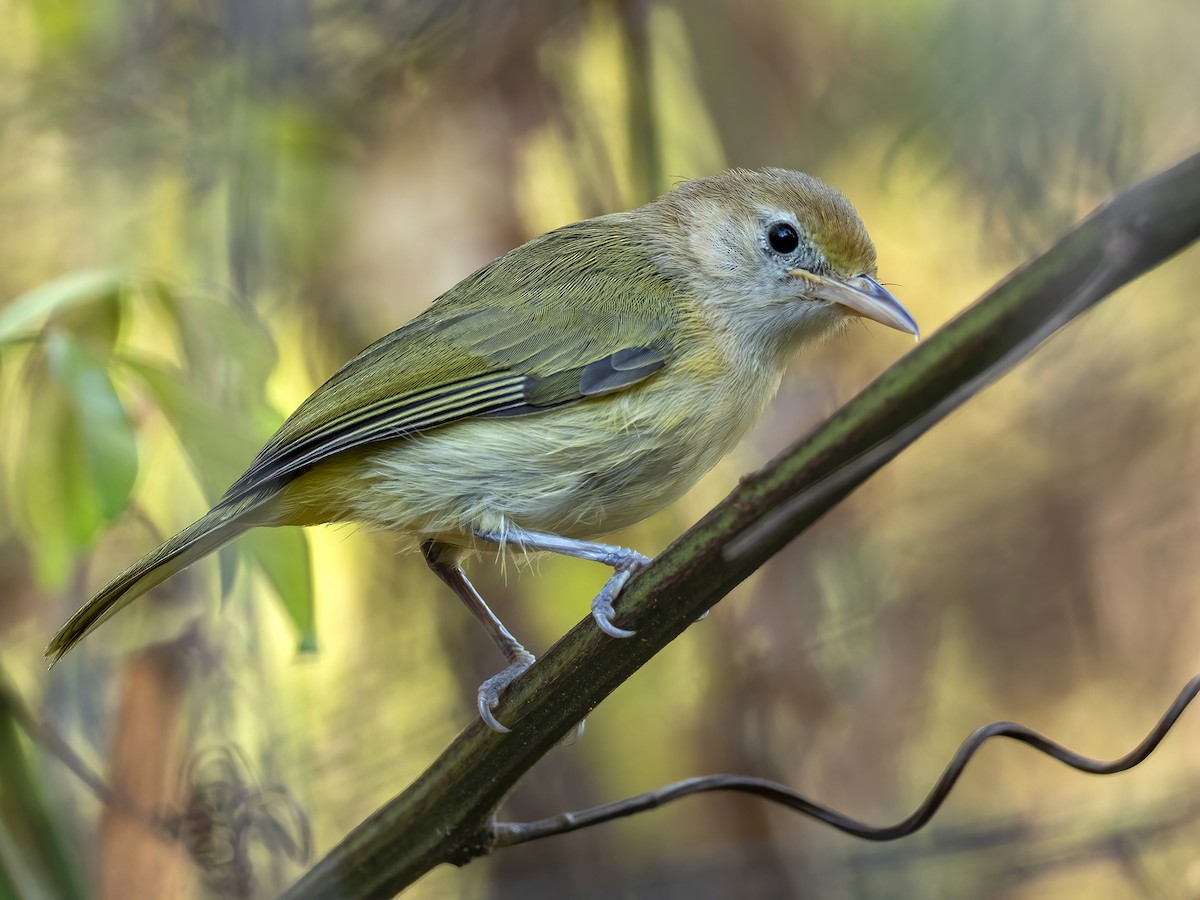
left=283, top=151, right=1200, bottom=899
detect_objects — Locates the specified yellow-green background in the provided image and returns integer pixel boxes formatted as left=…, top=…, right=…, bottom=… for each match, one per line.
left=2, top=1, right=1199, bottom=897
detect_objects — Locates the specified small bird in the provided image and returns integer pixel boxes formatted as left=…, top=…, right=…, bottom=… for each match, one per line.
left=46, top=169, right=917, bottom=731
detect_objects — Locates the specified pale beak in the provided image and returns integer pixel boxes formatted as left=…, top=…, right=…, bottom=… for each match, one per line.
left=791, top=271, right=920, bottom=339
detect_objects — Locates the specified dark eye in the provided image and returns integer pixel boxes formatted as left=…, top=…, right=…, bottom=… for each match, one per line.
left=767, top=222, right=800, bottom=254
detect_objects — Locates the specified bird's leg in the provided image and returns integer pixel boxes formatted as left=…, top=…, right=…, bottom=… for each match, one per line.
left=475, top=525, right=651, bottom=639
left=421, top=540, right=534, bottom=733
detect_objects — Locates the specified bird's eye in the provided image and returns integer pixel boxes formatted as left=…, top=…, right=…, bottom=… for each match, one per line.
left=767, top=222, right=800, bottom=254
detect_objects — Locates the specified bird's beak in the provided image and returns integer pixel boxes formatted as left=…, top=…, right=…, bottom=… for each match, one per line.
left=791, top=271, right=920, bottom=339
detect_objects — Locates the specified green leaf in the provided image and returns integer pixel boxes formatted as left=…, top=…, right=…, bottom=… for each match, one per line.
left=120, top=356, right=261, bottom=501
left=53, top=282, right=123, bottom=353
left=241, top=528, right=316, bottom=653
left=10, top=332, right=138, bottom=585
left=15, top=351, right=97, bottom=584
left=0, top=825, right=29, bottom=900
left=44, top=333, right=138, bottom=521
left=0, top=269, right=125, bottom=346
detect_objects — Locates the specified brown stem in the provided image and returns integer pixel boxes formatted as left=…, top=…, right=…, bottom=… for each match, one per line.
left=97, top=641, right=194, bottom=900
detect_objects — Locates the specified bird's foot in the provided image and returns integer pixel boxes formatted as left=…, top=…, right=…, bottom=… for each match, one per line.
left=477, top=649, right=536, bottom=733
left=590, top=549, right=651, bottom=638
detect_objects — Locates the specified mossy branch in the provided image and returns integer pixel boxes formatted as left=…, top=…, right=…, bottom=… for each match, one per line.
left=283, top=151, right=1200, bottom=900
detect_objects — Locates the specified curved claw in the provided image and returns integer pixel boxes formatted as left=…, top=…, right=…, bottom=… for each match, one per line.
left=589, top=551, right=649, bottom=638
left=591, top=597, right=637, bottom=638
left=477, top=651, right=536, bottom=733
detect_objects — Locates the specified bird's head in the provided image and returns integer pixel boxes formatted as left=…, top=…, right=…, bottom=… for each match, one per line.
left=647, top=168, right=918, bottom=365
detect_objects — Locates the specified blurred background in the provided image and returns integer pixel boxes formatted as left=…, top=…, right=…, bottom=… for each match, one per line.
left=1, top=0, right=1199, bottom=897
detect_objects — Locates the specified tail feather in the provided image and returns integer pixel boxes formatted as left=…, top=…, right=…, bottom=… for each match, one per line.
left=45, top=507, right=250, bottom=665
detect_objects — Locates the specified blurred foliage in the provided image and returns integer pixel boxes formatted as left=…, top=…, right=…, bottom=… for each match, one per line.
left=0, top=0, right=1198, bottom=897
left=0, top=667, right=89, bottom=900
left=0, top=271, right=312, bottom=639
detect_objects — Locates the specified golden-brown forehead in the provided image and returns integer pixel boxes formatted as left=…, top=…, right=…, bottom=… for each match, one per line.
left=664, top=168, right=878, bottom=275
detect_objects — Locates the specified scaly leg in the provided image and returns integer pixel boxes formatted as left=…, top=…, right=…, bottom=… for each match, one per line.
left=421, top=540, right=534, bottom=733
left=474, top=525, right=651, bottom=639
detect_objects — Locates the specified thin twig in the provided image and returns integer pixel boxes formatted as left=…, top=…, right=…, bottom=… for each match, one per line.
left=494, top=674, right=1200, bottom=845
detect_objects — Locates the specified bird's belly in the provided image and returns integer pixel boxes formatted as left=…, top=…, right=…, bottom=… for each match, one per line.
left=341, top=369, right=778, bottom=543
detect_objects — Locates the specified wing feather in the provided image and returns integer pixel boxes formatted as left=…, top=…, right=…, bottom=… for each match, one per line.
left=220, top=214, right=690, bottom=506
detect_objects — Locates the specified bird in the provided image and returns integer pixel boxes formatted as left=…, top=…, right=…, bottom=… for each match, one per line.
left=46, top=168, right=918, bottom=732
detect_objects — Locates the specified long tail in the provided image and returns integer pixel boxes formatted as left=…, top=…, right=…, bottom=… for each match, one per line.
left=45, top=505, right=252, bottom=665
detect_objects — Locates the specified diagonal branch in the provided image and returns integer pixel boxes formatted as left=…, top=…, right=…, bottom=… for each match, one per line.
left=283, top=151, right=1200, bottom=900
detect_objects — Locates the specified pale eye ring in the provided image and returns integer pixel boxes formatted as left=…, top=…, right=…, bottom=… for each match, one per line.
left=767, top=222, right=800, bottom=254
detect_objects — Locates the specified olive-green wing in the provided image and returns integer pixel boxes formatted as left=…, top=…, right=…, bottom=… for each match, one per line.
left=220, top=217, right=685, bottom=505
